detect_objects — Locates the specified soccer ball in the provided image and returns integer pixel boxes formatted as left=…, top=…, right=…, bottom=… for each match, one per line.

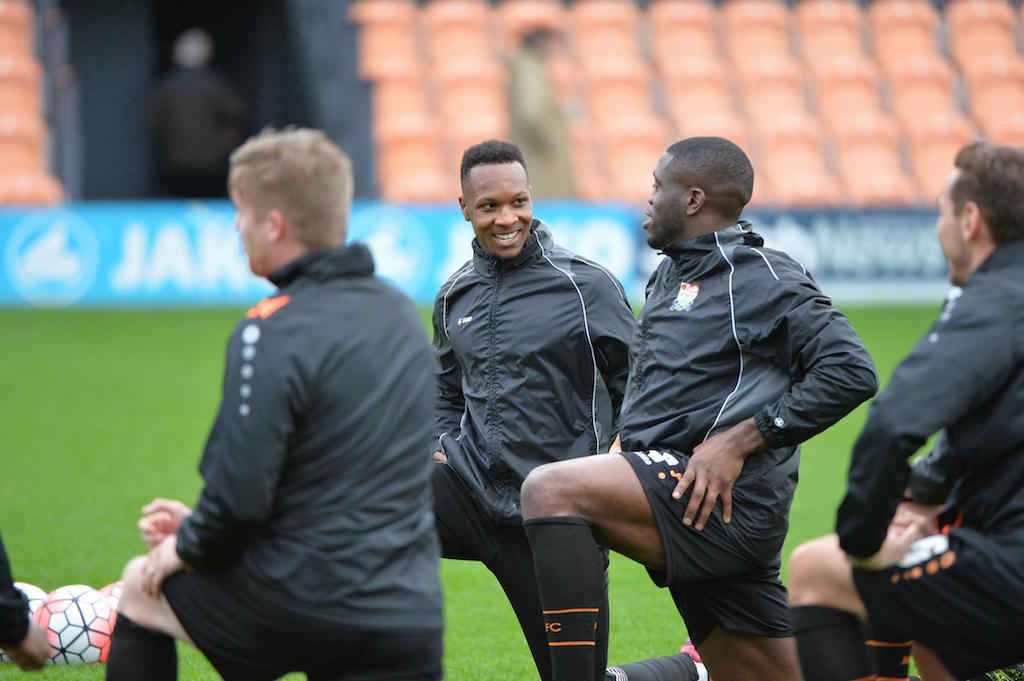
left=98, top=580, right=123, bottom=611
left=33, top=584, right=118, bottom=665
left=0, top=582, right=48, bottom=664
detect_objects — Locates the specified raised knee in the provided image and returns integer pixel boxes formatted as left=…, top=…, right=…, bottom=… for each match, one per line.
left=787, top=535, right=843, bottom=606
left=118, top=556, right=149, bottom=613
left=521, top=463, right=574, bottom=520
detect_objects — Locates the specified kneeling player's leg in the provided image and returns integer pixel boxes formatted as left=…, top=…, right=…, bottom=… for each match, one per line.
left=107, top=556, right=190, bottom=681
left=522, top=454, right=666, bottom=681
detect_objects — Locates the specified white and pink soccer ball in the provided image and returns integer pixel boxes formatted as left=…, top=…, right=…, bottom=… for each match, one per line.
left=32, top=584, right=118, bottom=665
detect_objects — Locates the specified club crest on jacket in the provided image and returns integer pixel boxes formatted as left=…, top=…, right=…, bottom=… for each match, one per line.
left=670, top=283, right=700, bottom=312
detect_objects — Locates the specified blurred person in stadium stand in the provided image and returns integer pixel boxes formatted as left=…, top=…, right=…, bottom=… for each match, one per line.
left=147, top=28, right=248, bottom=199
left=519, top=136, right=878, bottom=681
left=508, top=30, right=574, bottom=199
left=0, top=531, right=48, bottom=671
left=786, top=141, right=1024, bottom=681
left=105, top=128, right=443, bottom=681
left=431, top=139, right=634, bottom=681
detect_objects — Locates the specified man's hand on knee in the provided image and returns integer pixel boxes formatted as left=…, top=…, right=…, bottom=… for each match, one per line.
left=2, top=620, right=49, bottom=670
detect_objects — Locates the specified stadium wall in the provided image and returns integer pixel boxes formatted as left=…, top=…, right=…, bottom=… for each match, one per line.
left=0, top=202, right=949, bottom=308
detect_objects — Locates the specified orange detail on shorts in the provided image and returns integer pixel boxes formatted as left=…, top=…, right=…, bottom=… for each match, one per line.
left=890, top=573, right=901, bottom=584
left=876, top=676, right=911, bottom=681
left=246, top=294, right=291, bottom=319
left=925, top=559, right=940, bottom=575
left=939, top=550, right=956, bottom=569
left=865, top=640, right=913, bottom=648
left=549, top=641, right=597, bottom=647
left=939, top=507, right=963, bottom=535
left=658, top=472, right=666, bottom=480
left=543, top=608, right=600, bottom=615
left=669, top=469, right=682, bottom=480
left=908, top=566, right=923, bottom=580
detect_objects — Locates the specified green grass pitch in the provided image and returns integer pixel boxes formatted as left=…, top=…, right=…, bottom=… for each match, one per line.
left=0, top=304, right=939, bottom=680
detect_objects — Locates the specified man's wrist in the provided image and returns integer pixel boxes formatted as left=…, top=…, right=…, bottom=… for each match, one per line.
left=727, top=418, right=768, bottom=459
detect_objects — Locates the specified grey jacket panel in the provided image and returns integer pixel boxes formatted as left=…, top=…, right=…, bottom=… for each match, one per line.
left=621, top=223, right=877, bottom=563
left=839, top=240, right=1024, bottom=558
left=176, top=245, right=442, bottom=631
left=432, top=222, right=635, bottom=523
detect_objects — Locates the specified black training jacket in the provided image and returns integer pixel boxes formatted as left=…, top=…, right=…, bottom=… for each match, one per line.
left=838, top=240, right=1024, bottom=558
left=433, top=222, right=635, bottom=523
left=620, top=222, right=878, bottom=565
left=176, top=245, right=443, bottom=632
left=0, top=531, right=28, bottom=646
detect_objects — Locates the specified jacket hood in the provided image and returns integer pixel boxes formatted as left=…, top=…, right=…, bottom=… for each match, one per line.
left=268, top=243, right=375, bottom=288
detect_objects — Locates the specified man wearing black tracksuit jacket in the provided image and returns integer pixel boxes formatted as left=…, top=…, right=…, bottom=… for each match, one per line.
left=789, top=142, right=1024, bottom=681
left=432, top=140, right=634, bottom=681
left=106, top=128, right=443, bottom=681
left=520, top=137, right=877, bottom=681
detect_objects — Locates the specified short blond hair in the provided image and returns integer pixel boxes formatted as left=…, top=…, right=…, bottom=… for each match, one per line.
left=228, top=127, right=353, bottom=248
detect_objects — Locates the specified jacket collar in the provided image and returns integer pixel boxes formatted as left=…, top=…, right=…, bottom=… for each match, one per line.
left=267, top=243, right=375, bottom=289
left=659, top=221, right=763, bottom=264
left=472, top=219, right=553, bottom=274
left=973, top=238, right=1024, bottom=277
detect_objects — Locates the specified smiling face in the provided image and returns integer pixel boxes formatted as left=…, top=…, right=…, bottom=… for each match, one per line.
left=459, top=162, right=533, bottom=259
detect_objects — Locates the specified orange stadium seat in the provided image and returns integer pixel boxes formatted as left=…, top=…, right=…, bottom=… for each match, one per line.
left=795, top=0, right=866, bottom=63
left=829, top=109, right=900, bottom=149
left=377, top=136, right=449, bottom=203
left=437, top=79, right=507, bottom=127
left=582, top=57, right=655, bottom=124
left=661, top=55, right=734, bottom=123
left=0, top=172, right=62, bottom=206
left=963, top=55, right=1024, bottom=118
left=0, top=114, right=42, bottom=173
left=983, top=110, right=1024, bottom=144
left=884, top=54, right=958, bottom=128
left=0, top=54, right=39, bottom=117
left=676, top=110, right=748, bottom=149
left=371, top=75, right=430, bottom=129
left=947, top=0, right=1017, bottom=67
left=722, top=0, right=792, bottom=60
left=348, top=0, right=421, bottom=81
left=604, top=138, right=666, bottom=204
left=736, top=54, right=807, bottom=117
left=0, top=0, right=32, bottom=56
left=905, top=111, right=977, bottom=200
left=754, top=109, right=824, bottom=150
left=496, top=0, right=565, bottom=55
left=568, top=119, right=608, bottom=200
left=835, top=130, right=916, bottom=206
left=869, top=0, right=940, bottom=71
left=810, top=54, right=883, bottom=127
left=649, top=0, right=720, bottom=62
left=763, top=151, right=841, bottom=208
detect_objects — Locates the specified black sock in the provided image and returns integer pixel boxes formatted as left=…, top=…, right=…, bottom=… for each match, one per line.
left=792, top=605, right=872, bottom=681
left=525, top=517, right=605, bottom=681
left=607, top=653, right=700, bottom=681
left=864, top=622, right=912, bottom=681
left=106, top=612, right=177, bottom=681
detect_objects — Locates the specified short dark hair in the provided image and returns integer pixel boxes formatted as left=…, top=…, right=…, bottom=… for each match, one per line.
left=665, top=137, right=754, bottom=219
left=460, top=140, right=528, bottom=187
left=950, top=141, right=1024, bottom=245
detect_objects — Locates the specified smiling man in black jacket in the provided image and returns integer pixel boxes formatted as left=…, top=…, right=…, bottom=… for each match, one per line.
left=788, top=142, right=1024, bottom=681
left=520, top=137, right=878, bottom=681
left=105, top=128, right=443, bottom=681
left=431, top=140, right=635, bottom=681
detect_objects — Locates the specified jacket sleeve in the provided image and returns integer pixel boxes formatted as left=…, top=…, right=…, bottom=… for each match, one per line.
left=735, top=253, right=879, bottom=449
left=837, top=283, right=1015, bottom=558
left=176, top=320, right=296, bottom=568
left=583, top=270, right=636, bottom=431
left=907, top=431, right=959, bottom=505
left=0, top=531, right=28, bottom=646
left=432, top=290, right=465, bottom=443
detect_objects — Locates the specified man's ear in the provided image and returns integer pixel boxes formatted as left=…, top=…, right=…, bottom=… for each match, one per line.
left=961, top=201, right=985, bottom=243
left=266, top=208, right=287, bottom=242
left=685, top=187, right=706, bottom=216
left=458, top=195, right=471, bottom=222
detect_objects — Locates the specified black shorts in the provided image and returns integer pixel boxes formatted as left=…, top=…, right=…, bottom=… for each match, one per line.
left=853, top=528, right=1024, bottom=679
left=622, top=450, right=791, bottom=645
left=163, top=568, right=442, bottom=681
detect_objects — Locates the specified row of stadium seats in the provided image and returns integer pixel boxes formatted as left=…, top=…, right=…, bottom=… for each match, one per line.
left=350, top=0, right=1024, bottom=207
left=0, top=0, right=62, bottom=205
